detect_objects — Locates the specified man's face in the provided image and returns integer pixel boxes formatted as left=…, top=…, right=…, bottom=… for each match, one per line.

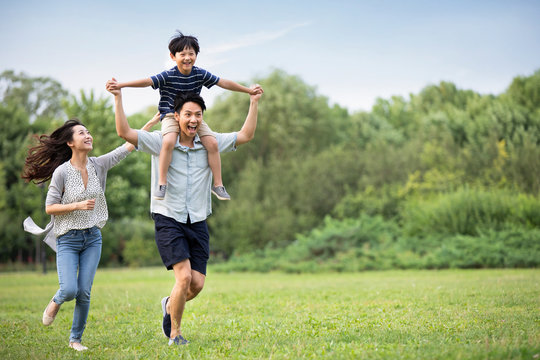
left=170, top=46, right=197, bottom=75
left=175, top=101, right=203, bottom=139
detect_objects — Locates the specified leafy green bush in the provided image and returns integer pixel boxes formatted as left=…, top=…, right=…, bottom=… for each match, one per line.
left=214, top=215, right=401, bottom=272
left=420, top=228, right=540, bottom=269
left=402, top=187, right=540, bottom=237
left=123, top=235, right=162, bottom=267
left=213, top=212, right=540, bottom=273
left=101, top=218, right=157, bottom=267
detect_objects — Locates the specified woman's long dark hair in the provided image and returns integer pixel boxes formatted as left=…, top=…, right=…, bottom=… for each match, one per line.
left=22, top=119, right=85, bottom=184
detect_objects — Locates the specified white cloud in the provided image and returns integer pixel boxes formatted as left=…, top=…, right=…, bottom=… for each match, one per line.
left=162, top=22, right=311, bottom=69
left=205, top=22, right=312, bottom=55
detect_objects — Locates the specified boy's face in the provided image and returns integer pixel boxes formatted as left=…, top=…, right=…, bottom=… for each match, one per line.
left=174, top=101, right=203, bottom=140
left=170, top=46, right=197, bottom=75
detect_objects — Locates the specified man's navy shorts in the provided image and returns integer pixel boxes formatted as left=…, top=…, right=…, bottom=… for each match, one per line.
left=152, top=213, right=210, bottom=275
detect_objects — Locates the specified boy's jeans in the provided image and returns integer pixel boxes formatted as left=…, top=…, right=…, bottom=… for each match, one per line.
left=53, top=226, right=102, bottom=343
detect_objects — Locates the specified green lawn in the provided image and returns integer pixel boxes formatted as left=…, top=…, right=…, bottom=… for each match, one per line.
left=0, top=268, right=539, bottom=359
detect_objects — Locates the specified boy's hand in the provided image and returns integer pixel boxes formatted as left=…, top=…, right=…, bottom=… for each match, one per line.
left=249, top=84, right=264, bottom=95
left=106, top=78, right=121, bottom=96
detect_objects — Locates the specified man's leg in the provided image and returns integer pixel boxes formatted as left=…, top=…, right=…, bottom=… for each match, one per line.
left=187, top=270, right=205, bottom=301
left=163, top=269, right=205, bottom=339
left=169, top=259, right=192, bottom=340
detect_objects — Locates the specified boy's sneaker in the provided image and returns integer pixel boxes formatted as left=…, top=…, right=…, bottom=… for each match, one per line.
left=155, top=185, right=167, bottom=200
left=169, top=335, right=189, bottom=346
left=211, top=186, right=231, bottom=200
left=161, top=296, right=171, bottom=338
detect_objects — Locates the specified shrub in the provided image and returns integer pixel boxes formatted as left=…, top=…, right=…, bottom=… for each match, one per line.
left=101, top=218, right=156, bottom=267
left=402, top=187, right=540, bottom=237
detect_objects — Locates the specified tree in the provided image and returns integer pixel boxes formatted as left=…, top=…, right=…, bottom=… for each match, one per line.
left=0, top=70, right=67, bottom=125
left=0, top=71, right=68, bottom=262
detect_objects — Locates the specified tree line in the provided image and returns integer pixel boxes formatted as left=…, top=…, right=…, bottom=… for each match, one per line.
left=1, top=68, right=538, bottom=270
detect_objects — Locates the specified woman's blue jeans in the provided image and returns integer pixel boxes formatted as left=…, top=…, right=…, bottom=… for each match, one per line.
left=53, top=226, right=102, bottom=343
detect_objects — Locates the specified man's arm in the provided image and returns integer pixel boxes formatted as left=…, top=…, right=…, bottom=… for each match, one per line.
left=236, top=90, right=262, bottom=146
left=123, top=112, right=160, bottom=151
left=106, top=79, right=140, bottom=146
left=217, top=78, right=263, bottom=95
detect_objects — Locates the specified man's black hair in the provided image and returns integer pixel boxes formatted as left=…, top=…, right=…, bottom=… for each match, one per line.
left=174, top=92, right=206, bottom=113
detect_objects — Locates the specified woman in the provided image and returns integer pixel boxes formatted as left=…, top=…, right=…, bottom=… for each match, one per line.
left=22, top=115, right=158, bottom=351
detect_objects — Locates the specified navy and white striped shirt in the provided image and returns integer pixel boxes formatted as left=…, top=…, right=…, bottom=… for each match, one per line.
left=151, top=66, right=219, bottom=118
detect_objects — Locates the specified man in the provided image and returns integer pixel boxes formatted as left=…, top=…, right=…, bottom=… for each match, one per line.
left=106, top=81, right=262, bottom=345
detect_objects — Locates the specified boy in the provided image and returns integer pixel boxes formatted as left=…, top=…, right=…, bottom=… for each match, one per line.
left=108, top=31, right=263, bottom=200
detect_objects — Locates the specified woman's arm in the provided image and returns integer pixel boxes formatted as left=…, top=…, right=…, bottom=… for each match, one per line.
left=46, top=199, right=96, bottom=215
left=44, top=166, right=96, bottom=215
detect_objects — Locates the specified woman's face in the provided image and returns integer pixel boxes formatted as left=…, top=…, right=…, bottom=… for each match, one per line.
left=67, top=125, right=93, bottom=152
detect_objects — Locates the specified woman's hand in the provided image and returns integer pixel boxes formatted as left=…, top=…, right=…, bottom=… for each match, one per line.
left=77, top=199, right=95, bottom=210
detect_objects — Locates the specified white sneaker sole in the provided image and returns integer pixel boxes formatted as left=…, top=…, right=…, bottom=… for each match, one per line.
left=211, top=190, right=231, bottom=201
left=69, top=342, right=88, bottom=351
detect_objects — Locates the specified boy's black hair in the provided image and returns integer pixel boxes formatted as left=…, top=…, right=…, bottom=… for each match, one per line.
left=174, top=92, right=206, bottom=113
left=169, top=30, right=200, bottom=55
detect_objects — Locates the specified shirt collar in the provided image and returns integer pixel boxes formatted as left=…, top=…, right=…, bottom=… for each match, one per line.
left=174, top=133, right=204, bottom=151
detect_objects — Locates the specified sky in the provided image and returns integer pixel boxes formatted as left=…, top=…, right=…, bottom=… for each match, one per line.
left=1, top=0, right=539, bottom=115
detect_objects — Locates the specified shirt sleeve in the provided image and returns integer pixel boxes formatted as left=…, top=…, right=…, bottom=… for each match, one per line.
left=200, top=68, right=220, bottom=89
left=136, top=130, right=163, bottom=156
left=215, top=132, right=238, bottom=154
left=45, top=166, right=64, bottom=206
left=151, top=69, right=169, bottom=90
left=93, top=145, right=131, bottom=172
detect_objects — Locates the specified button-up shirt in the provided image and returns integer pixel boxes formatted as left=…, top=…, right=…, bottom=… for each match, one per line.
left=136, top=130, right=237, bottom=224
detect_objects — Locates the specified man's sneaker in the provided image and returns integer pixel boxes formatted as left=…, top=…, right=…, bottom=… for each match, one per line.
left=169, top=335, right=189, bottom=346
left=42, top=298, right=60, bottom=326
left=155, top=185, right=167, bottom=200
left=211, top=185, right=231, bottom=200
left=161, top=296, right=171, bottom=338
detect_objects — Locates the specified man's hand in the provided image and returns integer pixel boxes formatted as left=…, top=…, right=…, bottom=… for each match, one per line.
left=250, top=85, right=263, bottom=101
left=106, top=78, right=121, bottom=95
left=249, top=84, right=264, bottom=96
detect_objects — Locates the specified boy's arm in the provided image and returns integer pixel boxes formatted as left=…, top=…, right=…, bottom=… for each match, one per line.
left=217, top=78, right=263, bottom=95
left=108, top=78, right=153, bottom=90
left=236, top=90, right=262, bottom=146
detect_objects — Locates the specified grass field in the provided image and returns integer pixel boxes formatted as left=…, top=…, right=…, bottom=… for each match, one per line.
left=0, top=268, right=539, bottom=359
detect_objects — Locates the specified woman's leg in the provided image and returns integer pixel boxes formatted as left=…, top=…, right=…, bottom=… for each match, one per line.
left=69, top=227, right=102, bottom=343
left=44, top=232, right=80, bottom=325
left=54, top=231, right=81, bottom=305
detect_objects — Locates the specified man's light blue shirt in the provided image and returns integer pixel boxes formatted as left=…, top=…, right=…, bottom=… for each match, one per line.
left=136, top=130, right=237, bottom=224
